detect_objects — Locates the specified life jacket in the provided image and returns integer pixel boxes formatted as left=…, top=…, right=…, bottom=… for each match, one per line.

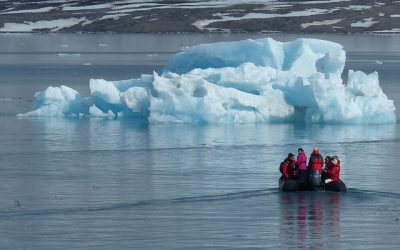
left=289, top=159, right=297, bottom=178
left=280, top=159, right=297, bottom=179
left=280, top=161, right=290, bottom=179
left=279, top=161, right=285, bottom=174
left=327, top=159, right=340, bottom=181
left=297, top=152, right=307, bottom=170
left=310, top=155, right=323, bottom=172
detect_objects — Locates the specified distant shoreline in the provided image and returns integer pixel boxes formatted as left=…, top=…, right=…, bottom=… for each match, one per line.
left=1, top=30, right=400, bottom=35
left=1, top=0, right=400, bottom=34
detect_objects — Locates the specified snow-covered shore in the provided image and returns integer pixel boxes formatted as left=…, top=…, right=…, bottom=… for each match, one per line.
left=0, top=0, right=400, bottom=34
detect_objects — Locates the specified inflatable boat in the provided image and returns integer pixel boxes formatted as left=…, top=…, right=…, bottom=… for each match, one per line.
left=278, top=176, right=347, bottom=192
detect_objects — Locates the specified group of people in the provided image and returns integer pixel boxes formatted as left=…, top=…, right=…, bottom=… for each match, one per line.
left=279, top=147, right=341, bottom=189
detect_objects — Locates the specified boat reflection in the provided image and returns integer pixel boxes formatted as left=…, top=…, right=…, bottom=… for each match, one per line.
left=279, top=192, right=341, bottom=249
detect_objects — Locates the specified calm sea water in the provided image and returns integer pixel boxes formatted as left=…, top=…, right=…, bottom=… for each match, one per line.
left=0, top=33, right=400, bottom=249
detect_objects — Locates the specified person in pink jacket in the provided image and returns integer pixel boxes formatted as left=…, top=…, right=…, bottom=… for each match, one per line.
left=296, top=148, right=308, bottom=188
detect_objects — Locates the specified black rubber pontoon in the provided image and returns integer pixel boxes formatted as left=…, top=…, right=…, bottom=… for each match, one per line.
left=278, top=177, right=347, bottom=192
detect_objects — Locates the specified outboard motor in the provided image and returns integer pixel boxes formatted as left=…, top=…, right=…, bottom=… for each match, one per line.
left=310, top=171, right=321, bottom=189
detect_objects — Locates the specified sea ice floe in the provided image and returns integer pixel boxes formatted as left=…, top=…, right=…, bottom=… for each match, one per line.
left=19, top=37, right=396, bottom=124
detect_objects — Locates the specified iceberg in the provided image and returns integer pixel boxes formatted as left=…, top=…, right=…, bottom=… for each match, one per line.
left=19, top=37, right=396, bottom=124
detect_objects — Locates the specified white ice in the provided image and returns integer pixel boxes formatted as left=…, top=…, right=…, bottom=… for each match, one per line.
left=301, top=19, right=343, bottom=29
left=374, top=28, right=400, bottom=34
left=193, top=9, right=334, bottom=31
left=19, top=37, right=396, bottom=124
left=0, top=18, right=87, bottom=32
left=0, top=7, right=55, bottom=14
left=351, top=18, right=379, bottom=28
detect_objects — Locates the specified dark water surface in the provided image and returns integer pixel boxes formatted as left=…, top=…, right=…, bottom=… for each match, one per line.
left=0, top=33, right=400, bottom=249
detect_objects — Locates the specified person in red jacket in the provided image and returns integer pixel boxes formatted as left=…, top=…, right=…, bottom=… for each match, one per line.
left=321, top=156, right=331, bottom=182
left=325, top=155, right=340, bottom=182
left=280, top=153, right=297, bottom=180
left=308, top=147, right=324, bottom=188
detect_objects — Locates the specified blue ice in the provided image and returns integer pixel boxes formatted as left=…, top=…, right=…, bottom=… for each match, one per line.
left=19, top=37, right=396, bottom=124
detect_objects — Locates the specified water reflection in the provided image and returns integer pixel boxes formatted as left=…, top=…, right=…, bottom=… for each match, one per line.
left=18, top=117, right=396, bottom=153
left=279, top=193, right=341, bottom=249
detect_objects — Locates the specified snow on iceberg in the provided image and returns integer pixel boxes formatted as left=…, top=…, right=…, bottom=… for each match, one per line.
left=18, top=37, right=396, bottom=124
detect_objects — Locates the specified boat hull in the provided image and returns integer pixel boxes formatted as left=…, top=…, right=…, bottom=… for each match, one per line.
left=279, top=177, right=347, bottom=192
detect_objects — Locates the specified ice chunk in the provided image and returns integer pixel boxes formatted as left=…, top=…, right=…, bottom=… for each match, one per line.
left=163, top=37, right=344, bottom=77
left=121, top=87, right=149, bottom=114
left=19, top=37, right=396, bottom=124
left=18, top=85, right=89, bottom=117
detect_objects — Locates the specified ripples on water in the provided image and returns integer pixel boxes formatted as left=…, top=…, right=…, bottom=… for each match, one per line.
left=0, top=116, right=399, bottom=249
